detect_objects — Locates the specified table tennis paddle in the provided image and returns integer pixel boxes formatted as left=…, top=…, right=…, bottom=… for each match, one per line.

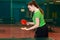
left=21, top=19, right=27, bottom=25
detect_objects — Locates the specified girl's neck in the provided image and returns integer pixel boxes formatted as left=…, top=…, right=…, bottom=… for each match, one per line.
left=34, top=7, right=39, bottom=13
left=34, top=7, right=39, bottom=12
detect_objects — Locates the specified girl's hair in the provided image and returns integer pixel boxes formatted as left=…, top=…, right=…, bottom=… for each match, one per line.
left=28, top=1, right=44, bottom=14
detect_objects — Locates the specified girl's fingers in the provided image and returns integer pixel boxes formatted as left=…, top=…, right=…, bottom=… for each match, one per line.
left=21, top=27, right=27, bottom=30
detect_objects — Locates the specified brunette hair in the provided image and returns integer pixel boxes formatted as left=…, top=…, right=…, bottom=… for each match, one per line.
left=28, top=1, right=44, bottom=14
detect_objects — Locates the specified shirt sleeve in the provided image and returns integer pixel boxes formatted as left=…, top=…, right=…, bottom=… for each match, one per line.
left=34, top=11, right=41, bottom=18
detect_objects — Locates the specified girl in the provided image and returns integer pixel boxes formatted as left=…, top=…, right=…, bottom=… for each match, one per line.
left=21, top=1, right=48, bottom=38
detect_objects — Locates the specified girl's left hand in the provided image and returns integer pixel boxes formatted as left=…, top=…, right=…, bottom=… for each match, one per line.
left=21, top=27, right=29, bottom=30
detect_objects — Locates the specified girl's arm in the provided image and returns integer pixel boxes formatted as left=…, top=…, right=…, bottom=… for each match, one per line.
left=27, top=18, right=40, bottom=30
left=27, top=22, right=34, bottom=25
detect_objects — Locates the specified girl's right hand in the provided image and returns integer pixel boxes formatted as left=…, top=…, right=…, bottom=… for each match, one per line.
left=26, top=22, right=30, bottom=25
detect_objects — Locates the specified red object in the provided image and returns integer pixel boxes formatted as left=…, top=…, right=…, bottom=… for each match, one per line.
left=21, top=19, right=27, bottom=25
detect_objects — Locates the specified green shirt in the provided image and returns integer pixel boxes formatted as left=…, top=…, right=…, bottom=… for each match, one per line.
left=32, top=9, right=46, bottom=27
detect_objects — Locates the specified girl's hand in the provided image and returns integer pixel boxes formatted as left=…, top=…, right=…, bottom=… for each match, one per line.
left=26, top=22, right=30, bottom=25
left=21, top=27, right=29, bottom=30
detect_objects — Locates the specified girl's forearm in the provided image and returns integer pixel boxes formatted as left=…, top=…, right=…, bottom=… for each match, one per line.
left=27, top=24, right=39, bottom=30
left=28, top=22, right=34, bottom=25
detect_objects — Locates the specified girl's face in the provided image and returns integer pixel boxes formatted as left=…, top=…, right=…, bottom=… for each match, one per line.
left=28, top=5, right=34, bottom=12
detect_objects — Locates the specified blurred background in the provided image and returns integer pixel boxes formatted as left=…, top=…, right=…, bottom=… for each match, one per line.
left=0, top=0, right=60, bottom=26
left=0, top=0, right=60, bottom=40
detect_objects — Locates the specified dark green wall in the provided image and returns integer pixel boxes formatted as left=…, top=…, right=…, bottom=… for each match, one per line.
left=0, top=1, right=11, bottom=24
